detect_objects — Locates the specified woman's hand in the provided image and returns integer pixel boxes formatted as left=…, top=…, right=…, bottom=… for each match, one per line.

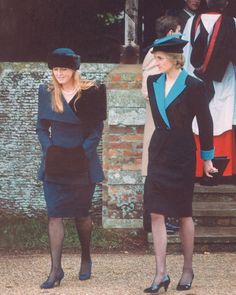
left=204, top=160, right=218, bottom=177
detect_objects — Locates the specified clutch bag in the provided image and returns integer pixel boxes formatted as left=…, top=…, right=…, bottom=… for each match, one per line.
left=200, top=156, right=230, bottom=186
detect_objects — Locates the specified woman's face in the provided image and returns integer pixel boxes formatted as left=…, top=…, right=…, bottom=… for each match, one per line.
left=153, top=52, right=175, bottom=73
left=52, top=67, right=74, bottom=86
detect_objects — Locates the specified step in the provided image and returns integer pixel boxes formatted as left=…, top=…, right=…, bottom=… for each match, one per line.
left=193, top=202, right=236, bottom=217
left=193, top=184, right=236, bottom=202
left=148, top=226, right=236, bottom=244
left=167, top=226, right=236, bottom=244
left=193, top=215, right=236, bottom=227
left=194, top=183, right=236, bottom=194
left=148, top=226, right=236, bottom=252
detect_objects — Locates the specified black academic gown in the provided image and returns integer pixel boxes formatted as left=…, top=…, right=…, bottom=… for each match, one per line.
left=144, top=69, right=214, bottom=217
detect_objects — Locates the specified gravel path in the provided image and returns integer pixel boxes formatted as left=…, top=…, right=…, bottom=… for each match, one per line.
left=0, top=252, right=236, bottom=295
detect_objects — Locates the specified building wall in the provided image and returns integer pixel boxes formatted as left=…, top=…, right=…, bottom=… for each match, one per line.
left=0, top=62, right=145, bottom=228
left=0, top=62, right=117, bottom=223
left=103, top=64, right=145, bottom=228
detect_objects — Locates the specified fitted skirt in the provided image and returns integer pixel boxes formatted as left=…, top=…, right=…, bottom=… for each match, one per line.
left=43, top=181, right=96, bottom=218
left=144, top=129, right=196, bottom=217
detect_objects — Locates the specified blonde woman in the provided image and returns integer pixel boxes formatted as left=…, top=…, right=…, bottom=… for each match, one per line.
left=36, top=48, right=106, bottom=289
left=141, top=16, right=181, bottom=176
left=144, top=36, right=217, bottom=293
left=142, top=16, right=181, bottom=234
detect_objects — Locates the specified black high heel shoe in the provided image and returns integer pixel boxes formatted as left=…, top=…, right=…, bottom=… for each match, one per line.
left=144, top=275, right=170, bottom=293
left=176, top=274, right=194, bottom=291
left=79, top=260, right=92, bottom=281
left=40, top=269, right=64, bottom=289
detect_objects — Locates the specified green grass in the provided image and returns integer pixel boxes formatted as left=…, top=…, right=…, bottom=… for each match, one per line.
left=0, top=217, right=145, bottom=251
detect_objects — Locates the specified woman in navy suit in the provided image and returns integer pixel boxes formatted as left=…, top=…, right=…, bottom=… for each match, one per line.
left=143, top=36, right=217, bottom=293
left=36, top=48, right=106, bottom=289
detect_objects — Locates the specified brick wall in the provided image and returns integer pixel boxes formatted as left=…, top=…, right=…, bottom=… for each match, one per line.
left=0, top=62, right=145, bottom=228
left=103, top=64, right=145, bottom=228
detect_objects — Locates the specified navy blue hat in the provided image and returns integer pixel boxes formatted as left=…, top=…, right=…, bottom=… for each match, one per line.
left=48, top=48, right=80, bottom=70
left=151, top=34, right=188, bottom=54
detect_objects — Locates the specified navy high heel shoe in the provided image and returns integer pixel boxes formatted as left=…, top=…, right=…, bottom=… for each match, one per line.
left=176, top=274, right=194, bottom=291
left=79, top=260, right=92, bottom=280
left=40, top=269, right=64, bottom=289
left=144, top=275, right=170, bottom=293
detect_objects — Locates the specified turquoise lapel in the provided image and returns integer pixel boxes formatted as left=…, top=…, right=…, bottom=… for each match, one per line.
left=153, top=74, right=170, bottom=128
left=153, top=69, right=188, bottom=128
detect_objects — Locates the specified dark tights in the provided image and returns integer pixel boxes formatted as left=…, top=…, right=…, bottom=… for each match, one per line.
left=46, top=215, right=92, bottom=280
left=75, top=216, right=93, bottom=274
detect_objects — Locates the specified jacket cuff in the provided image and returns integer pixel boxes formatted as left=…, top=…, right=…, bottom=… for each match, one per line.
left=201, top=148, right=214, bottom=160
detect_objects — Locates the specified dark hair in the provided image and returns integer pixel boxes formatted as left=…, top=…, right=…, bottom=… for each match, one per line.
left=155, top=16, right=180, bottom=39
left=206, top=0, right=228, bottom=9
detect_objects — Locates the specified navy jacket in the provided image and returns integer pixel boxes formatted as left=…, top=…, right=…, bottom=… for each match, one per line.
left=147, top=69, right=214, bottom=161
left=36, top=84, right=104, bottom=184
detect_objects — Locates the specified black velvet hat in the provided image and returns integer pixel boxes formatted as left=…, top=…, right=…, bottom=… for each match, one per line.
left=151, top=34, right=188, bottom=53
left=48, top=48, right=80, bottom=70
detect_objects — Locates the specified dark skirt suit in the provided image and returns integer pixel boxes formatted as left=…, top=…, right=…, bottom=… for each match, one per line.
left=144, top=69, right=214, bottom=217
left=36, top=84, right=106, bottom=218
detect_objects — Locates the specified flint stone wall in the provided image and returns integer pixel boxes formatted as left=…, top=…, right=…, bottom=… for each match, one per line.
left=0, top=62, right=145, bottom=228
left=0, top=62, right=116, bottom=223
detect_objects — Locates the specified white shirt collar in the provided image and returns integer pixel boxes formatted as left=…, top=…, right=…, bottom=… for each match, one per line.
left=183, top=9, right=195, bottom=17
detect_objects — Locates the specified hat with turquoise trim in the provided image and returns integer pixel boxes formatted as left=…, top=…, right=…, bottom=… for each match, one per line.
left=151, top=34, right=188, bottom=53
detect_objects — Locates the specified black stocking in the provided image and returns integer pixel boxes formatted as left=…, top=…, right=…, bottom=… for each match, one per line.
left=179, top=217, right=194, bottom=284
left=47, top=217, right=64, bottom=280
left=75, top=216, right=92, bottom=273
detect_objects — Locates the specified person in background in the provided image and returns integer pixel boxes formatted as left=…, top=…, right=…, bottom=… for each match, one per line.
left=225, top=0, right=236, bottom=17
left=142, top=16, right=181, bottom=234
left=167, top=0, right=202, bottom=32
left=36, top=48, right=106, bottom=289
left=143, top=36, right=217, bottom=293
left=183, top=0, right=236, bottom=182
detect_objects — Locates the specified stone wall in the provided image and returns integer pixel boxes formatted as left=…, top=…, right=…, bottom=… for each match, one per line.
left=0, top=62, right=145, bottom=228
left=103, top=64, right=145, bottom=228
left=0, top=62, right=116, bottom=223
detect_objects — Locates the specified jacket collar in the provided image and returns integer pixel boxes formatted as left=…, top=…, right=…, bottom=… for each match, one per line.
left=38, top=90, right=81, bottom=124
left=153, top=69, right=188, bottom=128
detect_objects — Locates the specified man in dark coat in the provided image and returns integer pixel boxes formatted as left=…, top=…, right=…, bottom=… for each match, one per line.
left=168, top=0, right=202, bottom=32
